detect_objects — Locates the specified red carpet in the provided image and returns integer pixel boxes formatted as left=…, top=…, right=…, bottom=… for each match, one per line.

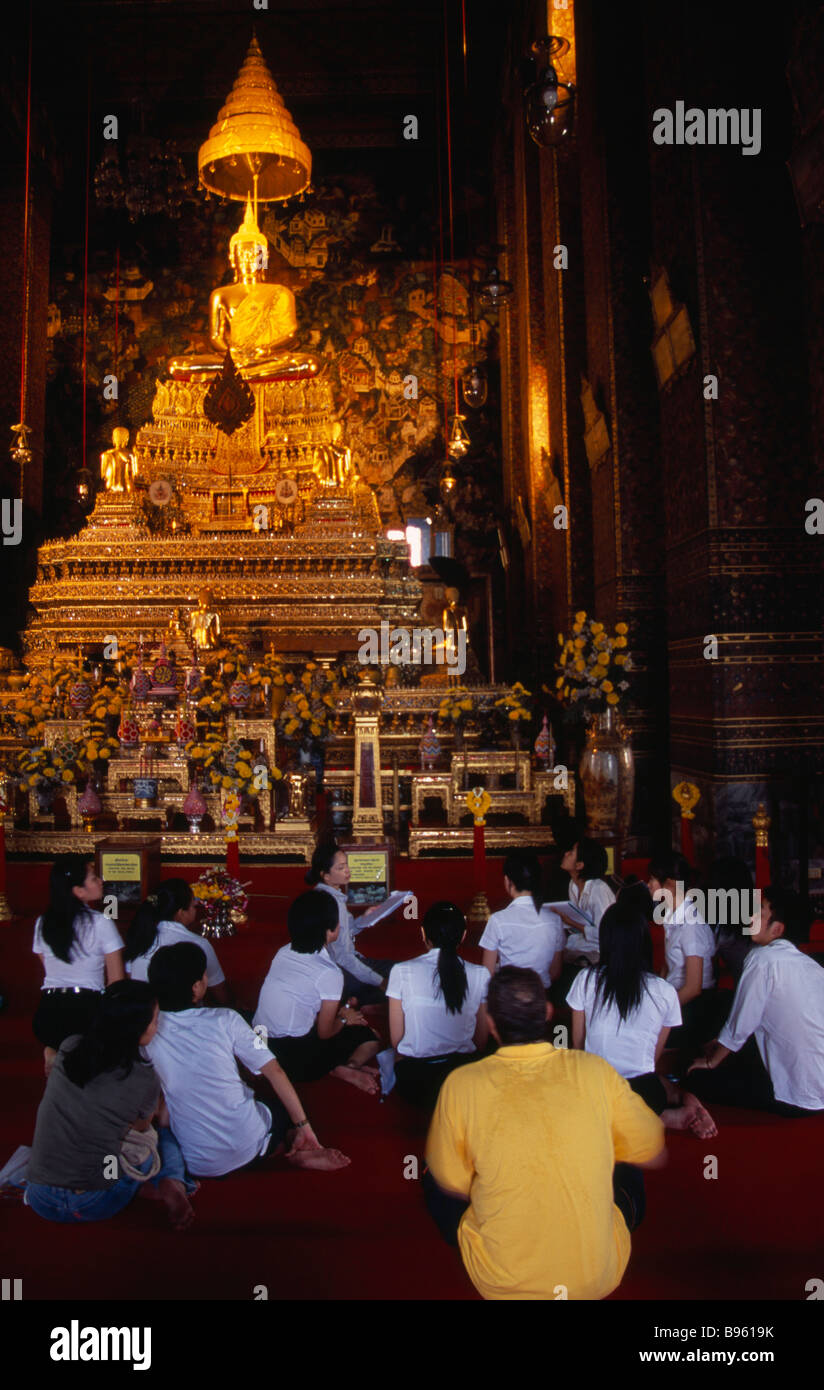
left=2, top=859, right=823, bottom=1301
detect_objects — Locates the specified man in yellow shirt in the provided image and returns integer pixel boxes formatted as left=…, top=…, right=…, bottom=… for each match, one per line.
left=425, top=966, right=666, bottom=1300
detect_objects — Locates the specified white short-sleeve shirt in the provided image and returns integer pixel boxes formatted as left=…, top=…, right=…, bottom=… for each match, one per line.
left=143, top=1006, right=273, bottom=1176
left=254, top=944, right=343, bottom=1039
left=566, top=968, right=682, bottom=1078
left=33, top=910, right=124, bottom=990
left=563, top=879, right=616, bottom=962
left=479, top=896, right=565, bottom=987
left=662, top=898, right=716, bottom=990
left=387, top=950, right=489, bottom=1059
left=315, top=882, right=383, bottom=987
left=718, top=940, right=824, bottom=1110
left=126, top=920, right=225, bottom=987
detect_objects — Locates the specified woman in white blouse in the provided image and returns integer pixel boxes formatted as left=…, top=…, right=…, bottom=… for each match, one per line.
left=567, top=903, right=716, bottom=1137
left=124, top=878, right=228, bottom=1004
left=387, top=901, right=489, bottom=1108
left=556, top=837, right=615, bottom=965
left=480, top=849, right=565, bottom=989
left=33, top=854, right=124, bottom=1074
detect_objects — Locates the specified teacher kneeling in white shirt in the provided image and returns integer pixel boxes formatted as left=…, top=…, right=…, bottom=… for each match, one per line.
left=387, top=901, right=489, bottom=1109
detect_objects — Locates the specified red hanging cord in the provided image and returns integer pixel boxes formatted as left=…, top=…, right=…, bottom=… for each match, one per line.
left=443, top=0, right=459, bottom=419
left=81, top=71, right=91, bottom=475
left=18, top=7, right=33, bottom=429
left=434, top=75, right=447, bottom=447
left=114, top=245, right=120, bottom=380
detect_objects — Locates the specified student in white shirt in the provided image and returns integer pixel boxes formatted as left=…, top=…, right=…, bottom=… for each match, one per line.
left=568, top=904, right=716, bottom=1137
left=648, top=852, right=717, bottom=1047
left=480, top=849, right=565, bottom=989
left=555, top=837, right=615, bottom=965
left=145, top=941, right=350, bottom=1175
left=307, top=840, right=391, bottom=1006
left=124, top=878, right=228, bottom=1004
left=688, top=886, right=824, bottom=1115
left=388, top=901, right=490, bottom=1108
left=254, top=891, right=381, bottom=1094
left=32, top=854, right=124, bottom=1073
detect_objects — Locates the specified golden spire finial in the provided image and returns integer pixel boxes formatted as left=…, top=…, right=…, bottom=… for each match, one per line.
left=198, top=36, right=311, bottom=204
left=229, top=196, right=268, bottom=255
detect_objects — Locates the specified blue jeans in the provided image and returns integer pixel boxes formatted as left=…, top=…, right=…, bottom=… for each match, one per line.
left=24, top=1127, right=196, bottom=1224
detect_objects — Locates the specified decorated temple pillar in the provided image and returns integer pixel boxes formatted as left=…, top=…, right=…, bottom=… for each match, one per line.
left=350, top=669, right=384, bottom=841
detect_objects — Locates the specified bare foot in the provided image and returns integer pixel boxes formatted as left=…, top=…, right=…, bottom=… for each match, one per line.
left=156, top=1178, right=196, bottom=1230
left=681, top=1092, right=718, bottom=1138
left=331, top=1064, right=380, bottom=1094
left=285, top=1147, right=351, bottom=1172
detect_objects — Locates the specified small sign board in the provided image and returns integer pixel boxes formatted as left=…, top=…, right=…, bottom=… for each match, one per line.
left=341, top=841, right=393, bottom=908
left=96, top=836, right=161, bottom=912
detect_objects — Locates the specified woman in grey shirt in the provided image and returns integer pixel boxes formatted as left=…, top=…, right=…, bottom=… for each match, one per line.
left=25, top=980, right=197, bottom=1230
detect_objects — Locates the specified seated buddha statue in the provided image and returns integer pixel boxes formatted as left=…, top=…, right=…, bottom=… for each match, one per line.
left=168, top=198, right=320, bottom=384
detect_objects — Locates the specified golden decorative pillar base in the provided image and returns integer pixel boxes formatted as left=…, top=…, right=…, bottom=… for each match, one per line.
left=467, top=891, right=490, bottom=926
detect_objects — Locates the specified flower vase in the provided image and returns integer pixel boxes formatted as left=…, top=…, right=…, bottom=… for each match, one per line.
left=510, top=724, right=522, bottom=752
left=34, top=783, right=58, bottom=817
left=578, top=707, right=635, bottom=845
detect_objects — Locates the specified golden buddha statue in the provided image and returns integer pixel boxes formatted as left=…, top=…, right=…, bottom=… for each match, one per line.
left=100, top=427, right=138, bottom=494
left=315, top=421, right=358, bottom=488
left=189, top=589, right=221, bottom=650
left=168, top=198, right=320, bottom=384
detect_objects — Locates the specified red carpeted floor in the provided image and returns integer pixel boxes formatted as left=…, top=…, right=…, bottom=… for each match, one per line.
left=2, top=858, right=823, bottom=1301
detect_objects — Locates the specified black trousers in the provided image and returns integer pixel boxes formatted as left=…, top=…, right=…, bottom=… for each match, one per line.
left=394, top=1052, right=479, bottom=1109
left=422, top=1161, right=646, bottom=1249
left=666, top=988, right=717, bottom=1051
left=628, top=1072, right=669, bottom=1116
left=267, top=1023, right=377, bottom=1083
left=686, top=1037, right=823, bottom=1117
left=340, top=959, right=393, bottom=1007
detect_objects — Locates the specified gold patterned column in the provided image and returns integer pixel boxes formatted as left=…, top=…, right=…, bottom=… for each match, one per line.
left=350, top=669, right=383, bottom=841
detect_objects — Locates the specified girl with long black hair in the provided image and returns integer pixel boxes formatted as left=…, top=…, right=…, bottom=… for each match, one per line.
left=567, top=904, right=716, bottom=1137
left=32, top=854, right=124, bottom=1072
left=387, top=901, right=489, bottom=1107
left=24, top=980, right=197, bottom=1229
left=125, top=878, right=228, bottom=1004
left=480, top=849, right=565, bottom=988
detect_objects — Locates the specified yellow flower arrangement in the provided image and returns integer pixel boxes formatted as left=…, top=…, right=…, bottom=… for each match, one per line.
left=554, top=613, right=631, bottom=716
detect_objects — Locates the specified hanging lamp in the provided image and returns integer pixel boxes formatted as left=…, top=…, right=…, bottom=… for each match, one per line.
left=525, top=37, right=576, bottom=148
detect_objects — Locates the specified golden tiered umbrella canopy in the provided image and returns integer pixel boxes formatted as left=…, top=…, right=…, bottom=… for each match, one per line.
left=198, top=34, right=311, bottom=203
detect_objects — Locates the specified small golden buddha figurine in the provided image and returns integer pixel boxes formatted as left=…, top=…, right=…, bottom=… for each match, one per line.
left=168, top=198, right=320, bottom=384
left=442, top=586, right=469, bottom=682
left=100, top=427, right=138, bottom=494
left=189, top=589, right=221, bottom=651
left=315, top=421, right=357, bottom=488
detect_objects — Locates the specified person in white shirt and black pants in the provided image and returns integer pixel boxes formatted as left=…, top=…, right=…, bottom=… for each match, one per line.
left=32, top=854, right=125, bottom=1074
left=648, top=852, right=717, bottom=1050
left=387, top=901, right=489, bottom=1108
left=688, top=886, right=824, bottom=1115
left=255, top=892, right=382, bottom=1094
left=480, top=849, right=565, bottom=991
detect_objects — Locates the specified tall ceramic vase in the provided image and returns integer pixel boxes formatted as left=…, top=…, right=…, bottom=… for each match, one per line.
left=578, top=707, right=635, bottom=846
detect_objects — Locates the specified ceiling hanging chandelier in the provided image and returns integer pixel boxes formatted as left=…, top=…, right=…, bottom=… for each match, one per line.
left=476, top=264, right=514, bottom=307
left=525, top=36, right=576, bottom=148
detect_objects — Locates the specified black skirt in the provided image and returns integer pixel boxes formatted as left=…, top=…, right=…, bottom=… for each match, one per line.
left=267, top=1024, right=377, bottom=1083
left=32, top=990, right=102, bottom=1050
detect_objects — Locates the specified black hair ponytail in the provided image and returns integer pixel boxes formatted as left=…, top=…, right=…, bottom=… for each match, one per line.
left=125, top=878, right=194, bottom=964
left=423, top=901, right=468, bottom=1015
left=41, top=854, right=93, bottom=963
left=306, top=837, right=340, bottom=887
left=503, top=848, right=543, bottom=913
